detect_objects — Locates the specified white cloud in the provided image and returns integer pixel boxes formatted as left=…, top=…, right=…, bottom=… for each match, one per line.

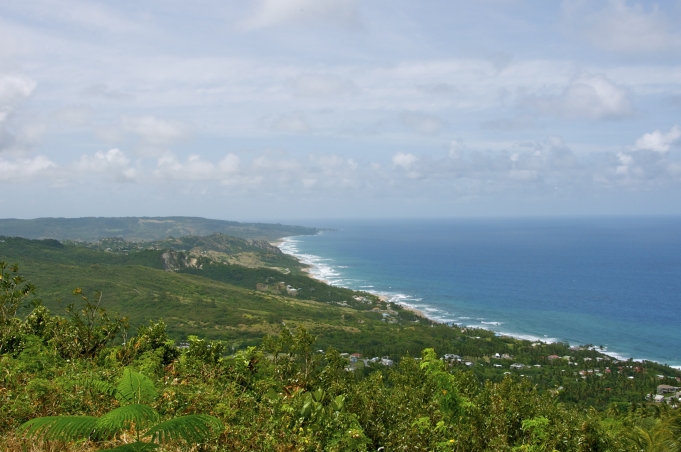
left=0, top=75, right=35, bottom=120
left=75, top=148, right=137, bottom=181
left=633, top=125, right=681, bottom=153
left=449, top=140, right=464, bottom=159
left=155, top=154, right=216, bottom=181
left=154, top=153, right=241, bottom=182
left=526, top=73, right=631, bottom=120
left=218, top=154, right=240, bottom=173
left=0, top=155, right=55, bottom=181
left=107, top=115, right=192, bottom=157
left=122, top=115, right=191, bottom=146
left=268, top=111, right=310, bottom=133
left=241, top=0, right=360, bottom=30
left=288, top=74, right=358, bottom=97
left=392, top=152, right=418, bottom=172
left=400, top=112, right=445, bottom=135
left=0, top=75, right=35, bottom=119
left=562, top=0, right=681, bottom=54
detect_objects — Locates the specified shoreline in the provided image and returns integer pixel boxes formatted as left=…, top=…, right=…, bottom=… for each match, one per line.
left=275, top=235, right=680, bottom=369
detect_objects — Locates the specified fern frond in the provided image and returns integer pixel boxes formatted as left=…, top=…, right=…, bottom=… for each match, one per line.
left=20, top=416, right=98, bottom=442
left=145, top=415, right=223, bottom=444
left=96, top=404, right=160, bottom=438
left=116, top=368, right=157, bottom=405
left=81, top=378, right=117, bottom=398
left=99, top=441, right=159, bottom=452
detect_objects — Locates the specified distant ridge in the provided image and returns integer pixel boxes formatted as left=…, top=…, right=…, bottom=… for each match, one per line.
left=0, top=216, right=318, bottom=242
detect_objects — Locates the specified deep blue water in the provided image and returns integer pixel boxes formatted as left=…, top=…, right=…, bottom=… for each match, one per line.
left=279, top=217, right=681, bottom=367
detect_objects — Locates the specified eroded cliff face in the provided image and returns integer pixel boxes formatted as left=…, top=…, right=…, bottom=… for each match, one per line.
left=161, top=249, right=202, bottom=271
left=249, top=239, right=283, bottom=254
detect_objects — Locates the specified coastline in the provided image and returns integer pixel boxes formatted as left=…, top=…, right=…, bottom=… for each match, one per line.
left=275, top=234, right=679, bottom=368
left=277, top=235, right=432, bottom=322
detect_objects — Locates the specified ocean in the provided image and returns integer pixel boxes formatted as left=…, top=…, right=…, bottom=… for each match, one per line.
left=279, top=217, right=681, bottom=367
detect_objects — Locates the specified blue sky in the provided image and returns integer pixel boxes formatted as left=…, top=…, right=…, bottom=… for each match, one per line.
left=0, top=0, right=680, bottom=220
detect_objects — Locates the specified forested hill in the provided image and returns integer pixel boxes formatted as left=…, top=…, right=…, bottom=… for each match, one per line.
left=0, top=216, right=318, bottom=241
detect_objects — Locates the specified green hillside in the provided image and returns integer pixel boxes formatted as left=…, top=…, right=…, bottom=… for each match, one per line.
left=76, top=233, right=306, bottom=272
left=0, top=216, right=318, bottom=241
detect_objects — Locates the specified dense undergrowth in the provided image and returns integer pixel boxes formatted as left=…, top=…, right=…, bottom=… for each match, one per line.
left=2, top=263, right=681, bottom=451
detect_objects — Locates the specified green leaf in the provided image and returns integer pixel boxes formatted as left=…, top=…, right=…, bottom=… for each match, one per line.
left=20, top=416, right=98, bottom=442
left=144, top=415, right=223, bottom=444
left=81, top=378, right=117, bottom=398
left=96, top=404, right=160, bottom=438
left=116, top=368, right=157, bottom=405
left=330, top=395, right=345, bottom=412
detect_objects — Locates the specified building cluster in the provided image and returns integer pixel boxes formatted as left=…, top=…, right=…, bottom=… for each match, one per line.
left=339, top=352, right=394, bottom=371
left=646, top=384, right=681, bottom=406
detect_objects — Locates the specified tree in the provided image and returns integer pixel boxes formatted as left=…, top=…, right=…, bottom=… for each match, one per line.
left=0, top=262, right=36, bottom=355
left=50, top=288, right=128, bottom=360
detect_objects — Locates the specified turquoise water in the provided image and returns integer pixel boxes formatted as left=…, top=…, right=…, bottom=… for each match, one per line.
left=279, top=217, right=681, bottom=367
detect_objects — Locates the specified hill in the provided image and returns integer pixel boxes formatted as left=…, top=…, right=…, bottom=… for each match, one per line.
left=76, top=233, right=306, bottom=273
left=0, top=216, right=318, bottom=241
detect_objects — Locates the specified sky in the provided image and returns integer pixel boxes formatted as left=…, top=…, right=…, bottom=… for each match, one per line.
left=0, top=0, right=680, bottom=221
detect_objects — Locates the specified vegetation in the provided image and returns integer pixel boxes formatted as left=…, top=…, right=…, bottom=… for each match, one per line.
left=0, top=216, right=319, bottom=241
left=2, top=231, right=681, bottom=450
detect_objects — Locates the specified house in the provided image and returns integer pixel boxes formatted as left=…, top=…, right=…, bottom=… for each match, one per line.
left=380, top=358, right=394, bottom=367
left=494, top=353, right=501, bottom=359
left=510, top=363, right=525, bottom=370
left=547, top=355, right=560, bottom=360
left=654, top=395, right=665, bottom=403
left=443, top=354, right=461, bottom=362
left=657, top=384, right=677, bottom=395
left=464, top=361, right=473, bottom=367
left=501, top=353, right=513, bottom=360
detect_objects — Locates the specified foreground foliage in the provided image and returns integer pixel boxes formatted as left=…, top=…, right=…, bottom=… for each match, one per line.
left=2, top=263, right=681, bottom=451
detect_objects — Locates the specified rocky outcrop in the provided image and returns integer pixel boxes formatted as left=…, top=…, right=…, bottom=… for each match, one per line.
left=249, top=239, right=282, bottom=254
left=161, top=249, right=202, bottom=272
